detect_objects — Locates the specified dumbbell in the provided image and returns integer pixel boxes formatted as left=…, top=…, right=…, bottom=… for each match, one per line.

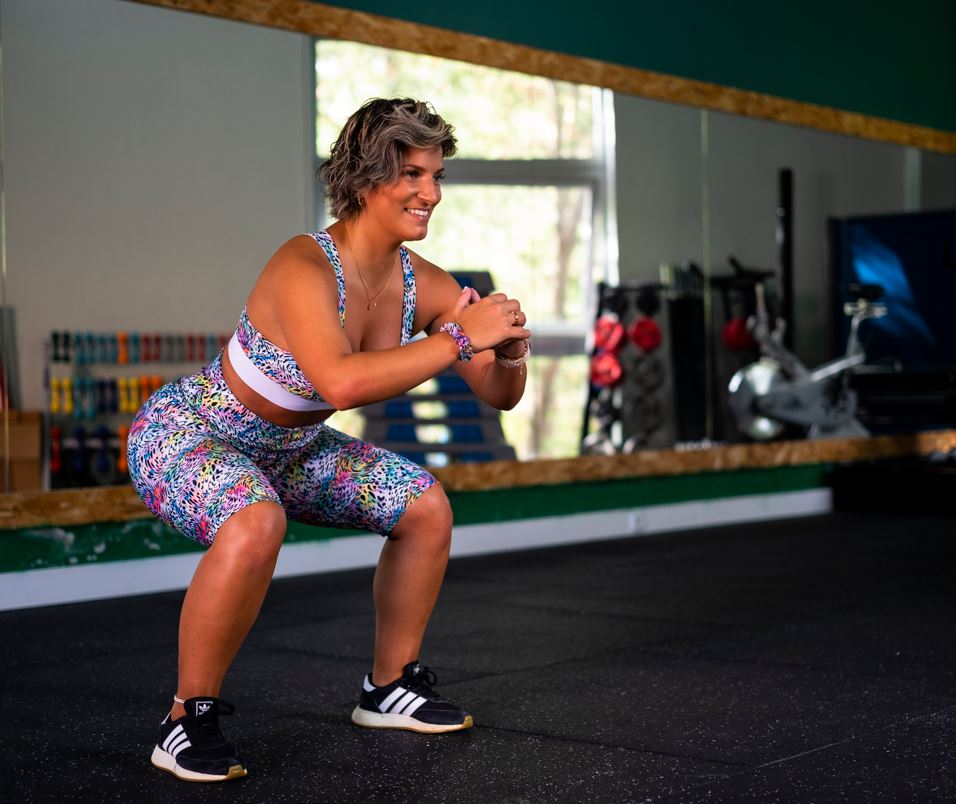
left=51, top=332, right=68, bottom=362
left=91, top=425, right=114, bottom=484
left=50, top=377, right=62, bottom=414
left=73, top=332, right=86, bottom=366
left=72, top=426, right=88, bottom=477
left=627, top=317, right=662, bottom=353
left=62, top=378, right=74, bottom=416
left=117, top=332, right=129, bottom=365
left=50, top=426, right=63, bottom=476
left=129, top=332, right=141, bottom=364
left=721, top=316, right=756, bottom=352
left=593, top=315, right=625, bottom=353
left=590, top=352, right=623, bottom=388
left=633, top=356, right=665, bottom=390
left=590, top=391, right=621, bottom=428
left=117, top=426, right=130, bottom=475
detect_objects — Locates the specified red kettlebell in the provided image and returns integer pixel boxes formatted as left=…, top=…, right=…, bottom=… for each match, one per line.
left=627, top=316, right=662, bottom=353
left=590, top=351, right=623, bottom=388
left=721, top=316, right=755, bottom=352
left=593, top=315, right=625, bottom=353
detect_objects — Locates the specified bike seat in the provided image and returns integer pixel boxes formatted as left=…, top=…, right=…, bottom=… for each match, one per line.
left=728, top=256, right=776, bottom=282
left=844, top=283, right=884, bottom=301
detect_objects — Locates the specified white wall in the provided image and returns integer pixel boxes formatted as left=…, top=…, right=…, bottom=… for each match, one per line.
left=3, top=0, right=314, bottom=408
left=707, top=111, right=910, bottom=364
left=922, top=151, right=956, bottom=211
left=614, top=96, right=705, bottom=276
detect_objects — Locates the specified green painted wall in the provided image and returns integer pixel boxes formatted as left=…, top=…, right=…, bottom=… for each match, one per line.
left=0, top=465, right=829, bottom=572
left=314, top=0, right=956, bottom=133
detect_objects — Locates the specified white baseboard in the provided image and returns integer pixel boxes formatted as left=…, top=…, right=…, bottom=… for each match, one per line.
left=0, top=488, right=831, bottom=611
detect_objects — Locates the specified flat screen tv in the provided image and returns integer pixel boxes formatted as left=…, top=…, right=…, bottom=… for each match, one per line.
left=828, top=209, right=956, bottom=369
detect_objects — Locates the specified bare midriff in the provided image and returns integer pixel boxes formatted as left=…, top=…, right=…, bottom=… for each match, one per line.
left=221, top=348, right=337, bottom=429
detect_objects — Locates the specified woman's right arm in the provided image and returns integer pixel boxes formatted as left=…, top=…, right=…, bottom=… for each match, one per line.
left=270, top=244, right=526, bottom=410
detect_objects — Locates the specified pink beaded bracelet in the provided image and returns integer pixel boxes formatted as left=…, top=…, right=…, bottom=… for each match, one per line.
left=439, top=322, right=474, bottom=362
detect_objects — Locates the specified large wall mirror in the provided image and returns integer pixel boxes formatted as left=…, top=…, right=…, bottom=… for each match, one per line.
left=1, top=0, right=953, bottom=493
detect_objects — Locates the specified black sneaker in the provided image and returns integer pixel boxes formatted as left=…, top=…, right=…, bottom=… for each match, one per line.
left=149, top=697, right=247, bottom=782
left=351, top=661, right=474, bottom=733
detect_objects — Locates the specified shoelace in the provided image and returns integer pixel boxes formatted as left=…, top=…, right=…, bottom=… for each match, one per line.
left=404, top=666, right=441, bottom=700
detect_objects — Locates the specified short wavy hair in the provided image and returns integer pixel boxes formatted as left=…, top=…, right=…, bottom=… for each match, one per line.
left=319, top=98, right=458, bottom=221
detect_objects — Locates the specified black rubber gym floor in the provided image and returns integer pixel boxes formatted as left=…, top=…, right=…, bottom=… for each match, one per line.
left=4, top=510, right=956, bottom=802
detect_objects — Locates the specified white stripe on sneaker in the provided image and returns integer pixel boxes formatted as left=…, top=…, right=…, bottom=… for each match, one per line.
left=162, top=724, right=184, bottom=752
left=391, top=691, right=417, bottom=714
left=402, top=696, right=427, bottom=717
left=379, top=687, right=407, bottom=713
left=169, top=736, right=191, bottom=758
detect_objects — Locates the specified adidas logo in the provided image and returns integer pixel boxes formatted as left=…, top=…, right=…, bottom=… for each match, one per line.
left=196, top=701, right=213, bottom=714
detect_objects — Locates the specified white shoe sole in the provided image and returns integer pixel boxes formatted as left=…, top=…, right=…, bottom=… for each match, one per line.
left=150, top=745, right=248, bottom=782
left=350, top=706, right=474, bottom=733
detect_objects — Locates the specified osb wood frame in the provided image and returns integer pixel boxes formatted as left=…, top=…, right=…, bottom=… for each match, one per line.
left=2, top=430, right=955, bottom=529
left=128, top=0, right=956, bottom=154
left=11, top=1, right=948, bottom=529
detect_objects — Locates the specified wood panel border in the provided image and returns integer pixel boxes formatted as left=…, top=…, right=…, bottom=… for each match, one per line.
left=3, top=430, right=954, bottom=529
left=129, top=0, right=956, bottom=154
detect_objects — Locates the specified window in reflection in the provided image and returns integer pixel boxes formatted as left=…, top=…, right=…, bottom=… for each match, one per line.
left=316, top=41, right=597, bottom=160
left=426, top=185, right=591, bottom=329
left=503, top=355, right=589, bottom=460
left=316, top=41, right=616, bottom=460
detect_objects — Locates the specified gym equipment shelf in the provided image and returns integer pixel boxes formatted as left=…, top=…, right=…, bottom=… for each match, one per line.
left=43, top=328, right=230, bottom=490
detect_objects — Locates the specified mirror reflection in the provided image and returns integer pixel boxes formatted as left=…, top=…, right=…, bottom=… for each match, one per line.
left=1, top=0, right=953, bottom=493
left=593, top=96, right=955, bottom=454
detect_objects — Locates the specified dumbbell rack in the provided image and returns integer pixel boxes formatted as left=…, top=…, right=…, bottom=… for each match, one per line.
left=580, top=281, right=668, bottom=454
left=43, top=330, right=229, bottom=489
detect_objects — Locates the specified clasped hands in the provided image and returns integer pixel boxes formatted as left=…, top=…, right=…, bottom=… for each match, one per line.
left=445, top=286, right=531, bottom=357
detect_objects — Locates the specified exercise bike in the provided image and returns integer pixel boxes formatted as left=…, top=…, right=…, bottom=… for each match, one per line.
left=727, top=260, right=886, bottom=441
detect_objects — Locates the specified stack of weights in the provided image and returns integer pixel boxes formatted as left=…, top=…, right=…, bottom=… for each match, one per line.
left=582, top=282, right=666, bottom=454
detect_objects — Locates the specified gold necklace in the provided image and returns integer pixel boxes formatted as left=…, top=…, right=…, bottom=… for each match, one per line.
left=343, top=228, right=397, bottom=311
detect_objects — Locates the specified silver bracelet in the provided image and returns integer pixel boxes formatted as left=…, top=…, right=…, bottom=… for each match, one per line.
left=494, top=340, right=530, bottom=368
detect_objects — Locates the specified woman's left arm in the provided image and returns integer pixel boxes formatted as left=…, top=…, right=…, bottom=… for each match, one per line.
left=414, top=257, right=530, bottom=411
left=453, top=321, right=529, bottom=410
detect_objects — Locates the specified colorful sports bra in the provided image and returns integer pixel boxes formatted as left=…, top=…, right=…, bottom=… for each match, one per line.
left=226, top=230, right=417, bottom=412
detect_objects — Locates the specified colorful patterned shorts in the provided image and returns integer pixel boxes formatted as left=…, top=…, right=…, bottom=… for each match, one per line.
left=127, top=355, right=436, bottom=546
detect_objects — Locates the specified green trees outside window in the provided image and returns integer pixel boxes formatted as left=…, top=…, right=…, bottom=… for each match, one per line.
left=316, top=41, right=615, bottom=460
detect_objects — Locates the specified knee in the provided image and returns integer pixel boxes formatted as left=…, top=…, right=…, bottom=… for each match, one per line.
left=212, top=501, right=287, bottom=572
left=392, top=484, right=453, bottom=552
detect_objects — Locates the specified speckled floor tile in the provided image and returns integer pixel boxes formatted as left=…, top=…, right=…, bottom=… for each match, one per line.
left=5, top=511, right=956, bottom=802
left=0, top=644, right=373, bottom=738
left=248, top=598, right=708, bottom=678
left=7, top=728, right=152, bottom=804
left=666, top=706, right=956, bottom=803
left=447, top=649, right=956, bottom=767
left=6, top=713, right=734, bottom=804
left=0, top=589, right=183, bottom=671
left=649, top=605, right=956, bottom=693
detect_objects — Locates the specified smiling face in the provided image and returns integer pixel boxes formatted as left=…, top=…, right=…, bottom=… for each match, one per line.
left=361, top=146, right=445, bottom=242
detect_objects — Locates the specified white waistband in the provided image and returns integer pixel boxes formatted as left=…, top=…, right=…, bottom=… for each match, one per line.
left=227, top=334, right=333, bottom=412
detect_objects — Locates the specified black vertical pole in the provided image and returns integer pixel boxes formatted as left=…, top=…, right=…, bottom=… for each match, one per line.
left=581, top=282, right=606, bottom=448
left=777, top=168, right=794, bottom=349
